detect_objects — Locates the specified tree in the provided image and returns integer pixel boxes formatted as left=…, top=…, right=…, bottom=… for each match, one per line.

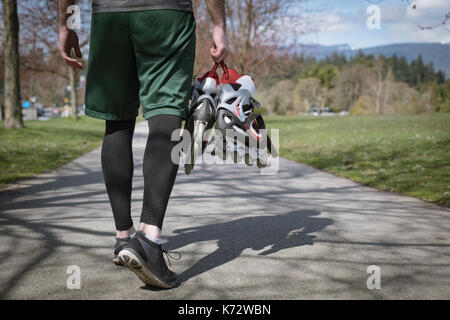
left=308, top=64, right=338, bottom=89
left=436, top=70, right=445, bottom=85
left=438, top=79, right=450, bottom=113
left=350, top=95, right=375, bottom=115
left=365, top=57, right=393, bottom=115
left=192, top=0, right=313, bottom=81
left=332, top=64, right=367, bottom=111
left=1, top=0, right=24, bottom=129
left=395, top=56, right=409, bottom=83
left=325, top=52, right=347, bottom=69
left=294, top=77, right=323, bottom=113
left=257, top=79, right=296, bottom=114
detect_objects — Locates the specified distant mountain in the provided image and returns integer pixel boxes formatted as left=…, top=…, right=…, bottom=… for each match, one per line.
left=297, top=44, right=355, bottom=59
left=297, top=43, right=450, bottom=78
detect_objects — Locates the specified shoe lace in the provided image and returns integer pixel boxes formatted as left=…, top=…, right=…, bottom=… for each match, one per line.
left=162, top=249, right=181, bottom=267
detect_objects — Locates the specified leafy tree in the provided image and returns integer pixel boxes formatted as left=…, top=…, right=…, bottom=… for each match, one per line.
left=409, top=54, right=425, bottom=87
left=436, top=70, right=445, bottom=85
left=438, top=79, right=450, bottom=112
left=324, top=52, right=347, bottom=69
left=307, top=64, right=338, bottom=89
left=395, top=56, right=410, bottom=83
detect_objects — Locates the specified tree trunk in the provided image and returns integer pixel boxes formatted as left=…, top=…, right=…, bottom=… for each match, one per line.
left=68, top=66, right=78, bottom=120
left=2, top=0, right=24, bottom=129
left=382, top=68, right=393, bottom=113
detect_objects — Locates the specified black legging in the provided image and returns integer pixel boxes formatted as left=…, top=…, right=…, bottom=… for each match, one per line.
left=101, top=115, right=181, bottom=231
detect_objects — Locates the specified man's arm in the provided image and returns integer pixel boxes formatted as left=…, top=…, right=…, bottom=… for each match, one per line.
left=205, top=0, right=228, bottom=63
left=58, top=0, right=83, bottom=69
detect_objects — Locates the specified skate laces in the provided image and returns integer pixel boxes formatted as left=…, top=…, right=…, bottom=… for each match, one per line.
left=162, top=249, right=181, bottom=267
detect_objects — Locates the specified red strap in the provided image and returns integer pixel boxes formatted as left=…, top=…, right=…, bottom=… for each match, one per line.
left=209, top=63, right=219, bottom=77
left=220, top=62, right=229, bottom=79
left=209, top=61, right=229, bottom=79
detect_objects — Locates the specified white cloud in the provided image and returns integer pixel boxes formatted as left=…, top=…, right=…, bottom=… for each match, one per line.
left=405, top=0, right=449, bottom=24
left=310, top=0, right=450, bottom=47
left=388, top=21, right=450, bottom=43
left=318, top=13, right=358, bottom=32
left=412, top=0, right=449, bottom=10
left=387, top=0, right=450, bottom=43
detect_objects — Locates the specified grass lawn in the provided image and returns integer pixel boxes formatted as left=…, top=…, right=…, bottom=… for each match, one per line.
left=0, top=117, right=105, bottom=189
left=1, top=114, right=449, bottom=206
left=265, top=114, right=450, bottom=206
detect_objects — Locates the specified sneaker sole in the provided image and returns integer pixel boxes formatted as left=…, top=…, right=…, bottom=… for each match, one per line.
left=118, top=249, right=176, bottom=289
left=112, top=256, right=123, bottom=266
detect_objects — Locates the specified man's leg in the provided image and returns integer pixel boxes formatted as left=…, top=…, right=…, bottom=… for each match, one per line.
left=101, top=119, right=137, bottom=238
left=139, top=114, right=182, bottom=241
left=117, top=115, right=181, bottom=288
left=118, top=10, right=195, bottom=288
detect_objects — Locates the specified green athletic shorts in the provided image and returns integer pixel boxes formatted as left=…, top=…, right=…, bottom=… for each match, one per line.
left=85, top=10, right=196, bottom=121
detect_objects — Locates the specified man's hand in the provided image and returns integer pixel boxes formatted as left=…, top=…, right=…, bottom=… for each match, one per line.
left=59, top=28, right=83, bottom=69
left=205, top=0, right=228, bottom=64
left=211, top=25, right=228, bottom=64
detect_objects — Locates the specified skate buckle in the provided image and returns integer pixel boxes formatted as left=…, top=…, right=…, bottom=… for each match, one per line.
left=250, top=97, right=261, bottom=109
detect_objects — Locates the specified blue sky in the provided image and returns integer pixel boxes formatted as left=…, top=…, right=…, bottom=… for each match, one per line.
left=296, top=0, right=450, bottom=48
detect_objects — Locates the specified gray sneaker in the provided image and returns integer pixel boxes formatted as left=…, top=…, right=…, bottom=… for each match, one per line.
left=112, top=237, right=132, bottom=266
left=118, top=231, right=180, bottom=288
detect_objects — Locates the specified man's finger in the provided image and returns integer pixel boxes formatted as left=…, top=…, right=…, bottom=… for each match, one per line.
left=71, top=60, right=83, bottom=69
left=72, top=61, right=83, bottom=69
left=211, top=47, right=227, bottom=63
left=74, top=45, right=82, bottom=59
left=211, top=47, right=222, bottom=57
left=66, top=60, right=83, bottom=69
left=61, top=48, right=83, bottom=69
left=63, top=55, right=82, bottom=69
left=61, top=48, right=73, bottom=61
left=210, top=49, right=220, bottom=63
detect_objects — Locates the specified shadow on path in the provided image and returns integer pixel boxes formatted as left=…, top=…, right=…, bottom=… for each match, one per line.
left=165, top=210, right=333, bottom=283
left=0, top=211, right=112, bottom=299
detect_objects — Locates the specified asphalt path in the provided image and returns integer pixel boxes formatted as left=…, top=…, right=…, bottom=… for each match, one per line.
left=0, top=121, right=449, bottom=299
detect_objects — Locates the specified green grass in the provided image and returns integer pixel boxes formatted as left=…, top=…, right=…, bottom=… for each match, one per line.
left=0, top=117, right=105, bottom=189
left=2, top=114, right=449, bottom=206
left=265, top=114, right=450, bottom=206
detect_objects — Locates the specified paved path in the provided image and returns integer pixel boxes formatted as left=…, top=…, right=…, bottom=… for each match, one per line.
left=0, top=122, right=449, bottom=299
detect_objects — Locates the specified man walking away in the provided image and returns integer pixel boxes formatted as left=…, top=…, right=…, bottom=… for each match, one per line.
left=57, top=0, right=228, bottom=288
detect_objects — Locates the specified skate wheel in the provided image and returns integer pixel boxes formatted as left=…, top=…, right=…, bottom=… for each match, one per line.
left=184, top=120, right=208, bottom=175
left=257, top=151, right=269, bottom=168
left=245, top=153, right=254, bottom=166
left=185, top=163, right=194, bottom=175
